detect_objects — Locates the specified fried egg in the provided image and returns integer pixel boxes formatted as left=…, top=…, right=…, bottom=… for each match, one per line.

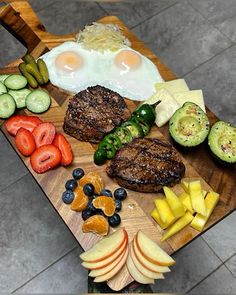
left=42, top=41, right=163, bottom=101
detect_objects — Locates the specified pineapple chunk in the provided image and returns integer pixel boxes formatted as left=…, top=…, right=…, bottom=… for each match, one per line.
left=154, top=199, right=175, bottom=225
left=151, top=208, right=175, bottom=229
left=189, top=180, right=207, bottom=216
left=161, top=212, right=194, bottom=242
left=179, top=192, right=194, bottom=214
left=181, top=180, right=189, bottom=193
left=191, top=191, right=220, bottom=232
left=163, top=186, right=185, bottom=218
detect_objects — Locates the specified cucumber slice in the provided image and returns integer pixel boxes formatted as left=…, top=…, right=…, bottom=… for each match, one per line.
left=8, top=88, right=31, bottom=108
left=0, top=81, right=7, bottom=94
left=0, top=74, right=10, bottom=84
left=0, top=93, right=16, bottom=119
left=4, top=74, right=27, bottom=90
left=26, top=89, right=51, bottom=113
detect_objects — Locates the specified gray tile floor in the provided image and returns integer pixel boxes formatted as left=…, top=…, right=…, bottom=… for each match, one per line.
left=0, top=0, right=236, bottom=293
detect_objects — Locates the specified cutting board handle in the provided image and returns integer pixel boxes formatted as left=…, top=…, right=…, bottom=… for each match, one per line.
left=0, top=1, right=75, bottom=56
left=0, top=1, right=49, bottom=53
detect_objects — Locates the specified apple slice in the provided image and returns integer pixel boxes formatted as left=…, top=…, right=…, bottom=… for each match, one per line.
left=80, top=228, right=127, bottom=262
left=93, top=246, right=128, bottom=282
left=89, top=242, right=128, bottom=277
left=130, top=243, right=164, bottom=279
left=136, top=230, right=175, bottom=266
left=127, top=251, right=154, bottom=284
left=133, top=236, right=170, bottom=273
left=82, top=236, right=127, bottom=270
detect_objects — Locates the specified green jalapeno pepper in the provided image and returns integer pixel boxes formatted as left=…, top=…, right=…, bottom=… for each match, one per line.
left=121, top=120, right=144, bottom=138
left=101, top=134, right=122, bottom=150
left=94, top=148, right=107, bottom=166
left=133, top=103, right=159, bottom=125
left=98, top=141, right=116, bottom=159
left=131, top=115, right=151, bottom=136
left=113, top=126, right=133, bottom=144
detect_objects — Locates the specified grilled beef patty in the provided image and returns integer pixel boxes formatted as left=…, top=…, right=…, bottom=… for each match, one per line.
left=107, top=138, right=185, bottom=193
left=63, top=85, right=131, bottom=143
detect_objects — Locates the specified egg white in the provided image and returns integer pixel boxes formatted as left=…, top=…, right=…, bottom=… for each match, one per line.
left=41, top=42, right=163, bottom=100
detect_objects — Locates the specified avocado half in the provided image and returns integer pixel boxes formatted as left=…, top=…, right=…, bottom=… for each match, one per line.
left=208, top=121, right=236, bottom=164
left=169, top=102, right=210, bottom=147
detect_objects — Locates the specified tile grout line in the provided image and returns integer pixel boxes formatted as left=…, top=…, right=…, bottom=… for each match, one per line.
left=186, top=0, right=236, bottom=45
left=201, top=236, right=225, bottom=264
left=11, top=245, right=79, bottom=294
left=223, top=253, right=236, bottom=279
left=0, top=171, right=29, bottom=194
left=186, top=263, right=223, bottom=294
left=182, top=43, right=235, bottom=78
left=95, top=1, right=110, bottom=16
left=130, top=1, right=178, bottom=30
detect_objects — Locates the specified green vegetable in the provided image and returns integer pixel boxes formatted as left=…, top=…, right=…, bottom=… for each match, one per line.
left=25, top=63, right=44, bottom=85
left=98, top=141, right=116, bottom=159
left=121, top=120, right=144, bottom=138
left=131, top=115, right=151, bottom=136
left=26, top=89, right=51, bottom=113
left=113, top=126, right=132, bottom=145
left=19, top=62, right=38, bottom=88
left=133, top=103, right=156, bottom=125
left=169, top=102, right=210, bottom=148
left=101, top=134, right=122, bottom=150
left=94, top=149, right=107, bottom=166
left=8, top=88, right=31, bottom=108
left=37, top=59, right=49, bottom=83
left=0, top=81, right=7, bottom=94
left=4, top=74, right=28, bottom=90
left=208, top=121, right=236, bottom=164
left=0, top=93, right=16, bottom=119
left=23, top=54, right=38, bottom=72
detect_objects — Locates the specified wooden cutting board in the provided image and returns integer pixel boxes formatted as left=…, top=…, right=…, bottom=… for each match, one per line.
left=0, top=1, right=235, bottom=291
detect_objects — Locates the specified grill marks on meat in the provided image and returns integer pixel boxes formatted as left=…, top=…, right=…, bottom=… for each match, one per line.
left=107, top=138, right=185, bottom=192
left=63, top=85, right=131, bottom=143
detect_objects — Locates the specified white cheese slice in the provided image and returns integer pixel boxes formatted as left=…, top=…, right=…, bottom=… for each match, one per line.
left=173, top=90, right=206, bottom=112
left=146, top=88, right=180, bottom=127
left=155, top=79, right=189, bottom=95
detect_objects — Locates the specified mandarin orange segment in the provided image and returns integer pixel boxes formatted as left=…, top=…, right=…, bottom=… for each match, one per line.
left=71, top=186, right=88, bottom=212
left=79, top=172, right=104, bottom=194
left=82, top=215, right=109, bottom=236
left=93, top=196, right=116, bottom=217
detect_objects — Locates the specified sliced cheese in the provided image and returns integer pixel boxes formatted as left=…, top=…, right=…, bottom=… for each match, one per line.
left=146, top=88, right=180, bottom=127
left=155, top=79, right=189, bottom=95
left=173, top=90, right=206, bottom=112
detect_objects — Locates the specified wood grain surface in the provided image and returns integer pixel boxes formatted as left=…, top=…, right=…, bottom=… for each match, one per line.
left=0, top=1, right=235, bottom=291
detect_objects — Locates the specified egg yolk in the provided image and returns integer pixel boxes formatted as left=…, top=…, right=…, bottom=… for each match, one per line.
left=55, top=51, right=83, bottom=72
left=115, top=50, right=141, bottom=70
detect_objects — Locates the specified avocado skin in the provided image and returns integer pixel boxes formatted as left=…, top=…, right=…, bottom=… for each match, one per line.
left=208, top=121, right=236, bottom=166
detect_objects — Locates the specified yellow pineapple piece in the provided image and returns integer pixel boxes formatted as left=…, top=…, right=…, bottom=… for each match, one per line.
left=154, top=198, right=175, bottom=225
left=179, top=192, right=194, bottom=214
left=161, top=212, right=194, bottom=242
left=151, top=208, right=175, bottom=229
left=191, top=191, right=220, bottom=232
left=189, top=180, right=207, bottom=216
left=163, top=186, right=185, bottom=218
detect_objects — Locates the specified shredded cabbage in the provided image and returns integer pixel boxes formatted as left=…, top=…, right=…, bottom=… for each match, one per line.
left=76, top=23, right=131, bottom=52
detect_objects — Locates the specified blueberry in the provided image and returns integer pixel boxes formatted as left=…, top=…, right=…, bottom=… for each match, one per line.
left=82, top=209, right=94, bottom=221
left=108, top=213, right=121, bottom=227
left=83, top=183, right=95, bottom=197
left=72, top=168, right=85, bottom=180
left=114, top=187, right=127, bottom=201
left=65, top=179, right=78, bottom=191
left=62, top=190, right=74, bottom=204
left=115, top=199, right=122, bottom=212
left=89, top=194, right=98, bottom=201
left=87, top=199, right=97, bottom=212
left=100, top=188, right=113, bottom=198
